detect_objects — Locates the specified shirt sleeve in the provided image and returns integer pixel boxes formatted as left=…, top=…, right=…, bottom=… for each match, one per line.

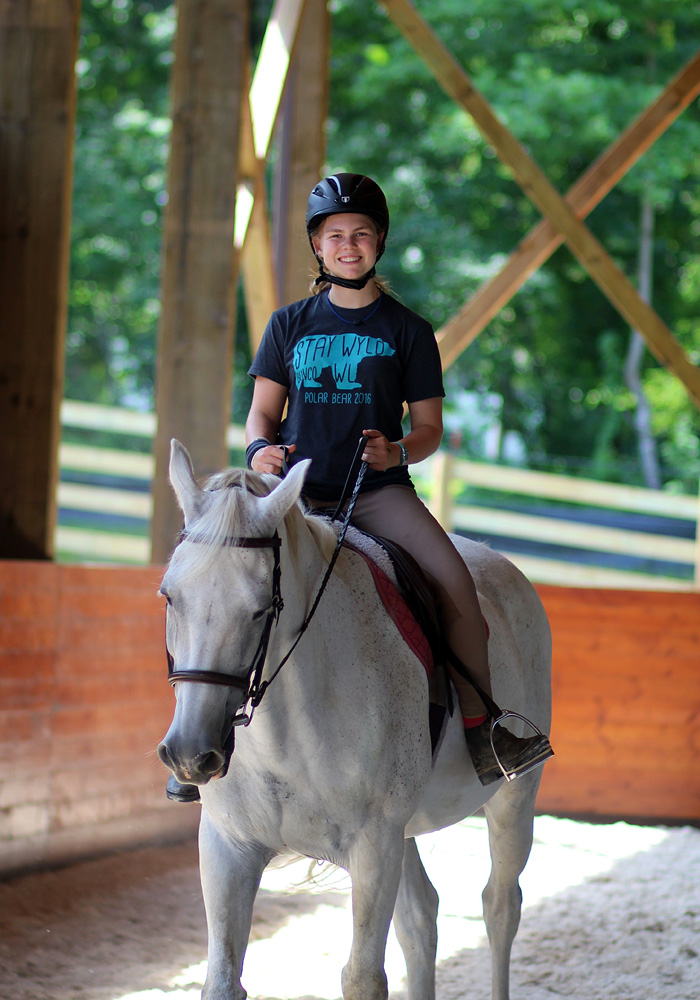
left=248, top=312, right=290, bottom=387
left=401, top=318, right=445, bottom=403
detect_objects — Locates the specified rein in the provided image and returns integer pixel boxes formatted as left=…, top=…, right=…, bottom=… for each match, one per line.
left=166, top=437, right=369, bottom=728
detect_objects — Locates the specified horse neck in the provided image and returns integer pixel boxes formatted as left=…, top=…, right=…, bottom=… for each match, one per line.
left=275, top=510, right=335, bottom=638
left=241, top=513, right=336, bottom=735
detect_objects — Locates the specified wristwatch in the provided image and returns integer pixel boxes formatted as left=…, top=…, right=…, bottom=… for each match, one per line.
left=395, top=441, right=409, bottom=467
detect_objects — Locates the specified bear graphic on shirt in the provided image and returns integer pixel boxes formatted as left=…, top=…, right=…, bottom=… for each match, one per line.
left=293, top=333, right=395, bottom=390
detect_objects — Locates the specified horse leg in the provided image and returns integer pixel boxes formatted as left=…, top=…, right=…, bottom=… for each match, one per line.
left=199, top=812, right=270, bottom=1000
left=481, top=773, right=541, bottom=1000
left=342, top=822, right=405, bottom=1000
left=392, top=837, right=439, bottom=1000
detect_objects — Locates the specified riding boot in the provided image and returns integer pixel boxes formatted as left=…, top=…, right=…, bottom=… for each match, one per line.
left=465, top=717, right=554, bottom=786
left=166, top=774, right=201, bottom=803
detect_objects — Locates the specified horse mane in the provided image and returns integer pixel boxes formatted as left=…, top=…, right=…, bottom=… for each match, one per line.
left=172, top=466, right=338, bottom=571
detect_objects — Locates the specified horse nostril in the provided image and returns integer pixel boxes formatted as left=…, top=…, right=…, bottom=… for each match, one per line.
left=199, top=750, right=225, bottom=778
left=157, top=742, right=172, bottom=768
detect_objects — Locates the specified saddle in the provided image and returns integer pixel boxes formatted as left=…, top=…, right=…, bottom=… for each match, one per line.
left=342, top=529, right=456, bottom=752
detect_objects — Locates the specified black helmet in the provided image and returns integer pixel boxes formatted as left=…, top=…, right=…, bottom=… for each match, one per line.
left=306, top=173, right=389, bottom=289
left=306, top=173, right=389, bottom=239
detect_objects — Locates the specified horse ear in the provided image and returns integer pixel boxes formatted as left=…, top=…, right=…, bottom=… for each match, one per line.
left=169, top=439, right=205, bottom=526
left=256, top=459, right=311, bottom=535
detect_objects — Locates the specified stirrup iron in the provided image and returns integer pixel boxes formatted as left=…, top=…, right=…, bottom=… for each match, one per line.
left=490, top=711, right=550, bottom=783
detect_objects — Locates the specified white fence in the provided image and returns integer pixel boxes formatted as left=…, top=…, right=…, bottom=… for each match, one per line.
left=57, top=400, right=699, bottom=590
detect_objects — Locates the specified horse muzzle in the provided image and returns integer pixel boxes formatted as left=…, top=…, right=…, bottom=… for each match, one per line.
left=157, top=738, right=231, bottom=785
left=158, top=699, right=237, bottom=785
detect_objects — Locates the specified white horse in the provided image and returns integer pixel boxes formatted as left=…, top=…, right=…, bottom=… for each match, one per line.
left=158, top=440, right=552, bottom=1000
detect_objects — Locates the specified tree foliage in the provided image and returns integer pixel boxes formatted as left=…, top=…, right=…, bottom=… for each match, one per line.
left=66, top=0, right=700, bottom=489
left=68, top=0, right=174, bottom=407
left=325, top=0, right=700, bottom=487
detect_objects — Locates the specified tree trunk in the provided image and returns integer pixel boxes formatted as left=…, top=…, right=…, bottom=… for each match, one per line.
left=624, top=190, right=661, bottom=489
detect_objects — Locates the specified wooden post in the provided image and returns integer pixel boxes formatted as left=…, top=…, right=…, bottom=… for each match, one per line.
left=241, top=185, right=279, bottom=354
left=235, top=0, right=310, bottom=349
left=151, top=0, right=249, bottom=563
left=233, top=0, right=307, bottom=258
left=238, top=61, right=279, bottom=354
left=0, top=0, right=80, bottom=558
left=273, top=0, right=330, bottom=306
left=429, top=451, right=453, bottom=531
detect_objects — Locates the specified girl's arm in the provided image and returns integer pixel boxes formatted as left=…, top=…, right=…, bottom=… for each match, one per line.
left=361, top=396, right=443, bottom=471
left=245, top=376, right=295, bottom=474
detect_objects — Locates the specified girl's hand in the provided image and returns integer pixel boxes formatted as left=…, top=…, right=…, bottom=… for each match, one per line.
left=251, top=443, right=296, bottom=475
left=360, top=429, right=399, bottom=472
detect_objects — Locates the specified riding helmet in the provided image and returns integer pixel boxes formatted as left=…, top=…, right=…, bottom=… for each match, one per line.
left=306, top=174, right=389, bottom=289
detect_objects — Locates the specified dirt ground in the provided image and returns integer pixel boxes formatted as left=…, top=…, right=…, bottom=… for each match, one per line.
left=1, top=814, right=700, bottom=1000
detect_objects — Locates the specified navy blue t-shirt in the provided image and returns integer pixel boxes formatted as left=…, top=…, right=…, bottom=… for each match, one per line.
left=248, top=291, right=445, bottom=501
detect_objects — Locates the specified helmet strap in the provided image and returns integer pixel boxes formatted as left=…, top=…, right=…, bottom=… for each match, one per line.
left=314, top=262, right=377, bottom=291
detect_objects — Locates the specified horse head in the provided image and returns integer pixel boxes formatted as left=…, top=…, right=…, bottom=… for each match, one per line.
left=157, top=439, right=311, bottom=786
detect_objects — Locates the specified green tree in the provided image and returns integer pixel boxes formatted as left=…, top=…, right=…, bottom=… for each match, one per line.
left=327, top=0, right=700, bottom=487
left=67, top=0, right=175, bottom=407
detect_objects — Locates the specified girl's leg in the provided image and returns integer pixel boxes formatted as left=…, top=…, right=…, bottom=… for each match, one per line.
left=312, top=486, right=554, bottom=786
left=349, top=486, right=490, bottom=719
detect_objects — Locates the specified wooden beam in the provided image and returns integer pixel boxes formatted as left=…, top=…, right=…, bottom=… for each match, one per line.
left=437, top=50, right=700, bottom=370
left=237, top=61, right=278, bottom=354
left=380, top=0, right=700, bottom=410
left=151, top=0, right=248, bottom=563
left=235, top=0, right=314, bottom=352
left=249, top=0, right=307, bottom=160
left=242, top=184, right=279, bottom=355
left=0, top=0, right=80, bottom=558
left=273, top=0, right=331, bottom=306
left=234, top=0, right=308, bottom=253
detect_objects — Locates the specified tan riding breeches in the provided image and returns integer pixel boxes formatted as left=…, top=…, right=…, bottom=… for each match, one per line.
left=309, top=485, right=491, bottom=717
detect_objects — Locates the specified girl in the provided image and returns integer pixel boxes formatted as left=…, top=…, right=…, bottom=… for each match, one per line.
left=245, top=172, right=553, bottom=786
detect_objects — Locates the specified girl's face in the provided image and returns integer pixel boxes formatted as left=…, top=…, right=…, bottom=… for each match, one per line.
left=312, top=213, right=384, bottom=281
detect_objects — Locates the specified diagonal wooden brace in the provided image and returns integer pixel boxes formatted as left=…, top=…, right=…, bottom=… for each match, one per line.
left=380, top=0, right=700, bottom=410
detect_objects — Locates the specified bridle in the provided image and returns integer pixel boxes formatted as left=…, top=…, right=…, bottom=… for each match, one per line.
left=166, top=436, right=369, bottom=733
left=167, top=534, right=284, bottom=730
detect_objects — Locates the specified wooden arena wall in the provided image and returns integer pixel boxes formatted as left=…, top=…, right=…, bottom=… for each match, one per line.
left=535, top=585, right=700, bottom=823
left=0, top=564, right=698, bottom=876
left=0, top=563, right=198, bottom=877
